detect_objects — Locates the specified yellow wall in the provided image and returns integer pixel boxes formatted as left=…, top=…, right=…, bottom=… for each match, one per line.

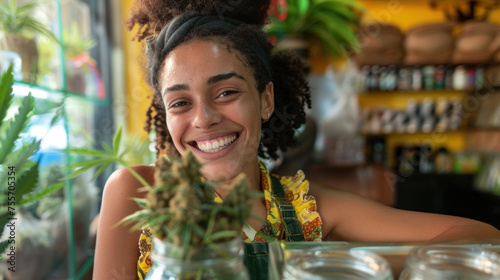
left=360, top=0, right=500, bottom=29
left=360, top=1, right=447, bottom=31
left=121, top=0, right=150, bottom=138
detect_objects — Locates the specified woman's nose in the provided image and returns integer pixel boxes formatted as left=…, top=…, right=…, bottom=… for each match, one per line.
left=192, top=102, right=222, bottom=129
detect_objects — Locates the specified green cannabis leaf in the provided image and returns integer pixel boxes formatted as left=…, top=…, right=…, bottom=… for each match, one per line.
left=0, top=65, right=64, bottom=257
left=64, top=126, right=152, bottom=190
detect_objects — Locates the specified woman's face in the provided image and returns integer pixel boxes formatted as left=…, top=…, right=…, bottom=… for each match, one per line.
left=159, top=40, right=274, bottom=182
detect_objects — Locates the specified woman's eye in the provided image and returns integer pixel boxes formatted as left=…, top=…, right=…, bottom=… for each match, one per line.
left=219, top=90, right=238, bottom=98
left=170, top=101, right=189, bottom=108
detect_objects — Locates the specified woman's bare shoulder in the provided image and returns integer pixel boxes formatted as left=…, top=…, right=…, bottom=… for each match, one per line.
left=94, top=165, right=155, bottom=278
left=103, top=165, right=156, bottom=199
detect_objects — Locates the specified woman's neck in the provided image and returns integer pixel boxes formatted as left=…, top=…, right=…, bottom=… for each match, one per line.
left=214, top=160, right=261, bottom=199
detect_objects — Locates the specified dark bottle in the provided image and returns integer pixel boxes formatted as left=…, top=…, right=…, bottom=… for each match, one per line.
left=475, top=64, right=484, bottom=90
left=423, top=65, right=435, bottom=90
left=419, top=144, right=434, bottom=173
left=396, top=144, right=418, bottom=175
left=434, top=65, right=445, bottom=90
left=434, top=147, right=453, bottom=173
left=466, top=66, right=476, bottom=91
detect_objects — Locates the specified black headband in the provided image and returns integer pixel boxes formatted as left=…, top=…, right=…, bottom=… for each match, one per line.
left=152, top=12, right=271, bottom=77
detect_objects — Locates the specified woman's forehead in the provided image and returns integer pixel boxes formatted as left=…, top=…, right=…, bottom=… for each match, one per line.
left=160, top=40, right=253, bottom=85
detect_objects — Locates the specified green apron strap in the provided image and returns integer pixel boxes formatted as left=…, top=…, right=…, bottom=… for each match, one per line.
left=243, top=242, right=269, bottom=280
left=243, top=173, right=305, bottom=280
left=270, top=175, right=305, bottom=242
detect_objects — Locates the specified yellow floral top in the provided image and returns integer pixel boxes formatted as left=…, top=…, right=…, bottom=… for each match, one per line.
left=137, top=162, right=322, bottom=279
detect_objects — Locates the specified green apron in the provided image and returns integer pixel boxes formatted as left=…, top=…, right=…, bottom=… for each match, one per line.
left=243, top=175, right=305, bottom=280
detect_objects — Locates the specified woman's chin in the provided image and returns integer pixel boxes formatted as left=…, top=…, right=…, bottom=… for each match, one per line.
left=200, top=161, right=243, bottom=183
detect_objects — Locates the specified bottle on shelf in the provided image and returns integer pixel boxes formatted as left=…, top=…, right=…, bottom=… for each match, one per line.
left=406, top=116, right=420, bottom=133
left=419, top=144, right=434, bottom=174
left=381, top=110, right=395, bottom=134
left=435, top=115, right=449, bottom=132
left=444, top=65, right=455, bottom=90
left=452, top=65, right=467, bottom=90
left=422, top=65, right=435, bottom=90
left=398, top=67, right=411, bottom=91
left=434, top=65, right=445, bottom=90
left=420, top=98, right=435, bottom=117
left=369, top=65, right=380, bottom=91
left=371, top=139, right=387, bottom=165
left=466, top=66, right=476, bottom=91
left=385, top=65, right=398, bottom=91
left=411, top=66, right=422, bottom=91
left=434, top=147, right=453, bottom=173
left=379, top=66, right=388, bottom=91
left=360, top=65, right=370, bottom=92
left=475, top=64, right=484, bottom=90
left=396, top=144, right=420, bottom=175
left=420, top=116, right=436, bottom=133
left=420, top=98, right=436, bottom=132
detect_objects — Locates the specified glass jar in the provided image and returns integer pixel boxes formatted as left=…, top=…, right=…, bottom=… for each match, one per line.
left=283, top=248, right=394, bottom=280
left=399, top=245, right=500, bottom=280
left=145, top=237, right=249, bottom=280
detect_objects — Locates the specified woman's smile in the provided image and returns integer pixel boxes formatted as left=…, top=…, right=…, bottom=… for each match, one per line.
left=190, top=132, right=239, bottom=153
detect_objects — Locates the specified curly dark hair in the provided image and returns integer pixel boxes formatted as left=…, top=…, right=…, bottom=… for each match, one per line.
left=128, top=0, right=311, bottom=160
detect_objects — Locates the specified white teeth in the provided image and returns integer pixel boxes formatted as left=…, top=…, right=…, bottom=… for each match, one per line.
left=197, top=135, right=237, bottom=153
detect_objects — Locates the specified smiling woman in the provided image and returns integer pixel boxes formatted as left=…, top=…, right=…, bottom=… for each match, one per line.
left=161, top=39, right=274, bottom=184
left=91, top=0, right=500, bottom=279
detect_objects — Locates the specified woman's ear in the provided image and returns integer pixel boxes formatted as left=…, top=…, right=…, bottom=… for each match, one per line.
left=260, top=82, right=274, bottom=122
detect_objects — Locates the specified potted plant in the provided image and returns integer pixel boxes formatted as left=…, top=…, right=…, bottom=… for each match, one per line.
left=0, top=0, right=60, bottom=83
left=266, top=0, right=364, bottom=70
left=61, top=22, right=96, bottom=94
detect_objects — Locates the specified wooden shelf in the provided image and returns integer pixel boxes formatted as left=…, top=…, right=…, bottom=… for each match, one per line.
left=359, top=89, right=467, bottom=95
left=466, top=129, right=500, bottom=154
left=363, top=129, right=467, bottom=137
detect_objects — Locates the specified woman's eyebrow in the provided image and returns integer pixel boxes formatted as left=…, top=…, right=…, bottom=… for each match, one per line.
left=207, top=72, right=245, bottom=85
left=165, top=84, right=189, bottom=93
left=163, top=72, right=245, bottom=95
